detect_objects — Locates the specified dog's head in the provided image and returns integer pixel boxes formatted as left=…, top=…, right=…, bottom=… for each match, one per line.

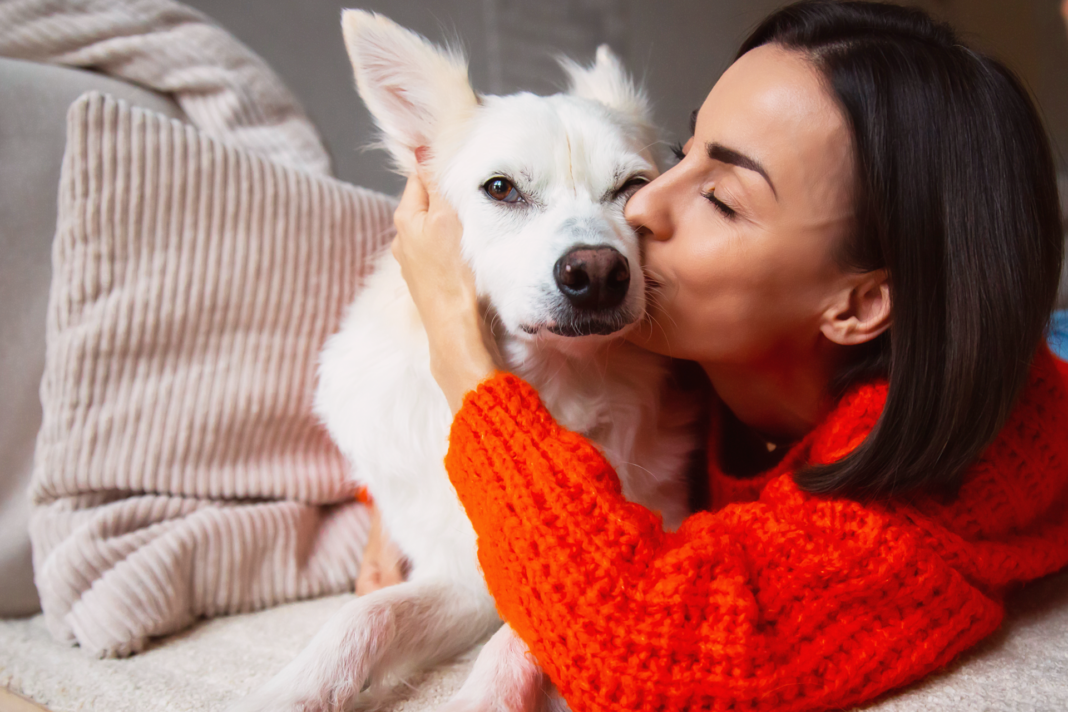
left=342, top=10, right=658, bottom=344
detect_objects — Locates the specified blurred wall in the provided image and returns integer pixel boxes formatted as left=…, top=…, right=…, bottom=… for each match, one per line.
left=184, top=0, right=1068, bottom=194
left=913, top=0, right=1068, bottom=165
left=182, top=0, right=780, bottom=193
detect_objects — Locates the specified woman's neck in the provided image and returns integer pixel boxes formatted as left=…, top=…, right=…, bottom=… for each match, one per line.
left=701, top=343, right=842, bottom=445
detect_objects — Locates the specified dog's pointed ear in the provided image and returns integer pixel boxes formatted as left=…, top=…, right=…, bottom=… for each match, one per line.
left=560, top=45, right=652, bottom=128
left=341, top=10, right=477, bottom=174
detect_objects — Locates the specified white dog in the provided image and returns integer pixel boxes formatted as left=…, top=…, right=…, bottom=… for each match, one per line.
left=234, top=10, right=696, bottom=712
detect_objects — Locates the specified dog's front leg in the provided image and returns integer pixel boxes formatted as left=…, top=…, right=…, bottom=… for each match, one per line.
left=441, top=624, right=570, bottom=712
left=229, top=579, right=499, bottom=712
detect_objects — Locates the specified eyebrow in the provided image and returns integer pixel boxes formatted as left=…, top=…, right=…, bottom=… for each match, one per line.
left=706, top=142, right=778, bottom=200
left=688, top=108, right=778, bottom=200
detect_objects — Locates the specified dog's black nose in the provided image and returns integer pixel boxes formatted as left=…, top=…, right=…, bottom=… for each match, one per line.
left=553, top=246, right=630, bottom=311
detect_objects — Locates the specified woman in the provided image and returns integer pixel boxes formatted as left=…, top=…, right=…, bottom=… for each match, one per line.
left=368, top=1, right=1068, bottom=710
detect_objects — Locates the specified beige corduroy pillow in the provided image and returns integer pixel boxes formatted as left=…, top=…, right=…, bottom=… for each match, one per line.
left=30, top=92, right=395, bottom=657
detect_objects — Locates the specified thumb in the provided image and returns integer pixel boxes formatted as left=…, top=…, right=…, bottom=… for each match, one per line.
left=412, top=147, right=443, bottom=197
left=414, top=160, right=437, bottom=194
left=413, top=145, right=433, bottom=182
left=414, top=162, right=451, bottom=215
left=396, top=170, right=430, bottom=223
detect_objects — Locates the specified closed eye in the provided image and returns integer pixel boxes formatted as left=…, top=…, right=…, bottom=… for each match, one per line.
left=611, top=175, right=650, bottom=201
left=703, top=189, right=736, bottom=219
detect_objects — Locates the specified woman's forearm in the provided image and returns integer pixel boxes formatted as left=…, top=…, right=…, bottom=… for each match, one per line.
left=427, top=305, right=498, bottom=413
left=390, top=170, right=498, bottom=412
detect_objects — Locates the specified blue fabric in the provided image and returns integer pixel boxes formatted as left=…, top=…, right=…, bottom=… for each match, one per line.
left=1051, top=310, right=1068, bottom=360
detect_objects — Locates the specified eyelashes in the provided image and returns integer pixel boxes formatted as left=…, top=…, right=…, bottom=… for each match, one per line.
left=703, top=190, right=736, bottom=219
left=670, top=140, right=737, bottom=220
left=670, top=140, right=686, bottom=163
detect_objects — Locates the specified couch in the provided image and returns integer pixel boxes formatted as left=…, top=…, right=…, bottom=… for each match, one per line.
left=2, top=3, right=1068, bottom=711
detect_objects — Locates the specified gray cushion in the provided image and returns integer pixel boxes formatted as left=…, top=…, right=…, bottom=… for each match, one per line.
left=0, top=57, right=183, bottom=616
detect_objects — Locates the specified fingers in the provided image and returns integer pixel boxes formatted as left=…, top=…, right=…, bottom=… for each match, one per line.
left=355, top=503, right=409, bottom=596
left=378, top=551, right=408, bottom=588
left=390, top=150, right=449, bottom=225
left=414, top=158, right=433, bottom=190
left=355, top=565, right=376, bottom=596
left=354, top=552, right=408, bottom=595
left=394, top=171, right=430, bottom=233
left=416, top=165, right=452, bottom=223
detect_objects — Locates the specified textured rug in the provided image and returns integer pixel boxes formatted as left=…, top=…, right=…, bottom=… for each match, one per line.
left=0, top=594, right=474, bottom=712
left=2, top=568, right=1068, bottom=711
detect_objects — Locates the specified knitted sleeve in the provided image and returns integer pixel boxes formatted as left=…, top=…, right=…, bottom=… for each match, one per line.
left=445, top=373, right=1005, bottom=712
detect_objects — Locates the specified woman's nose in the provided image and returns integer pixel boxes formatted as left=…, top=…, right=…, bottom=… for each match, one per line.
left=624, top=167, right=675, bottom=242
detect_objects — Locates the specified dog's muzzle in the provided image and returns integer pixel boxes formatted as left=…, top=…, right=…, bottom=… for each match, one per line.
left=549, top=245, right=633, bottom=337
left=553, top=245, right=630, bottom=310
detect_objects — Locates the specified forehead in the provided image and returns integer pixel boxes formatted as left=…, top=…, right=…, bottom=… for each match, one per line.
left=700, top=44, right=851, bottom=194
left=448, top=93, right=651, bottom=186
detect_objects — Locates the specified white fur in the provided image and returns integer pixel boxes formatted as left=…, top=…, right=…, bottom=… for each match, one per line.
left=231, top=11, right=696, bottom=712
left=440, top=625, right=544, bottom=712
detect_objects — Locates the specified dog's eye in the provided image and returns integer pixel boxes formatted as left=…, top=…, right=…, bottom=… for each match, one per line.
left=613, top=175, right=650, bottom=200
left=483, top=177, right=522, bottom=204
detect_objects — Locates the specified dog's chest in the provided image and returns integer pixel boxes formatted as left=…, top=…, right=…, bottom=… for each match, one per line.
left=509, top=348, right=658, bottom=476
left=541, top=387, right=611, bottom=439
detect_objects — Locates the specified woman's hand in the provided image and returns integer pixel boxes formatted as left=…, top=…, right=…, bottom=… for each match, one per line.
left=392, top=168, right=500, bottom=412
left=355, top=503, right=408, bottom=595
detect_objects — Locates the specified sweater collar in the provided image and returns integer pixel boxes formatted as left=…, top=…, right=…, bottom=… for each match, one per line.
left=707, top=345, right=1068, bottom=508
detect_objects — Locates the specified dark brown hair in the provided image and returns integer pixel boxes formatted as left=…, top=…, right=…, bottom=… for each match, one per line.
left=738, top=1, right=1064, bottom=497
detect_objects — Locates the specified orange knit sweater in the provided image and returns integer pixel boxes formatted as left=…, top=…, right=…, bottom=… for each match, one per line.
left=444, top=346, right=1068, bottom=712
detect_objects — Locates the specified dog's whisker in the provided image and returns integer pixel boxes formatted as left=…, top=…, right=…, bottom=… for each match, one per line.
left=640, top=138, right=667, bottom=155
left=618, top=460, right=660, bottom=480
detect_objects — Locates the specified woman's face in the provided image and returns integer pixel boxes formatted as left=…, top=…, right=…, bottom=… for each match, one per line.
left=625, top=44, right=858, bottom=369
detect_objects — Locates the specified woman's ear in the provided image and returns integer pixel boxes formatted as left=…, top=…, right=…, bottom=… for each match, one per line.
left=820, top=270, right=891, bottom=346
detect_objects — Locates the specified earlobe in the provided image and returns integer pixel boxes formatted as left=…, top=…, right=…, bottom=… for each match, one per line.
left=820, top=271, right=891, bottom=346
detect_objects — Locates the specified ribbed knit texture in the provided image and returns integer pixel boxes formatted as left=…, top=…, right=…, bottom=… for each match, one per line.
left=0, top=0, right=332, bottom=176
left=30, top=93, right=395, bottom=657
left=445, top=347, right=1068, bottom=712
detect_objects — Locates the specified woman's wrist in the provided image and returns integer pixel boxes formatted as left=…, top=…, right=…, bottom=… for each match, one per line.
left=426, top=302, right=498, bottom=413
left=390, top=169, right=500, bottom=411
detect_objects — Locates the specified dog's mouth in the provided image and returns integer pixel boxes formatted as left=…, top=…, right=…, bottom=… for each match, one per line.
left=521, top=312, right=634, bottom=338
left=548, top=317, right=628, bottom=337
